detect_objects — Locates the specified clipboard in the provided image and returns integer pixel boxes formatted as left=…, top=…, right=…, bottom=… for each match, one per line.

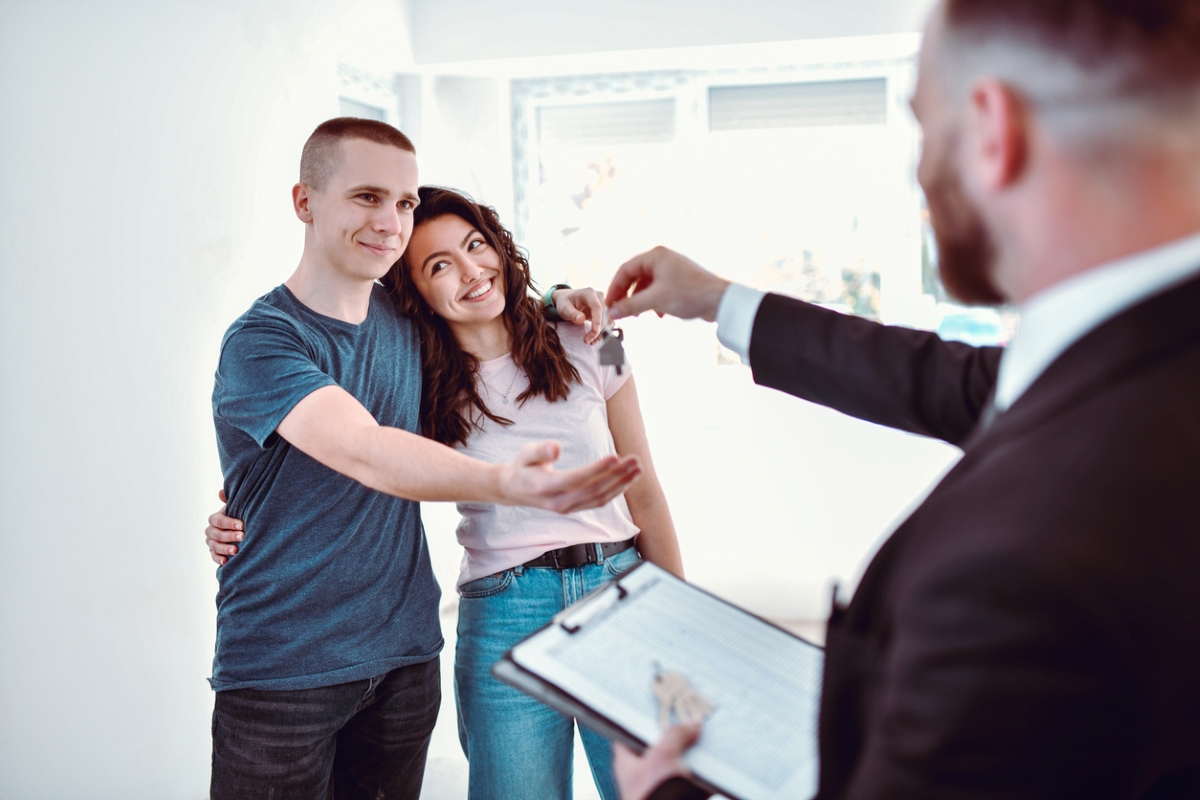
left=491, top=561, right=823, bottom=800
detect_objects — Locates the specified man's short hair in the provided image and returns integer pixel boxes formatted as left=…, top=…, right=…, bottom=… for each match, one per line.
left=300, top=118, right=416, bottom=191
left=940, top=0, right=1200, bottom=139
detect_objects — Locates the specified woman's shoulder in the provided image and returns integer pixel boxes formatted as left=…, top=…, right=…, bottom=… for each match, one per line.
left=551, top=320, right=604, bottom=378
left=552, top=319, right=630, bottom=399
left=552, top=319, right=594, bottom=359
left=552, top=319, right=585, bottom=347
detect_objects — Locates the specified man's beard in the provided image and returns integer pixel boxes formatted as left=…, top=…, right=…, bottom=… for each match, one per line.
left=925, top=146, right=1006, bottom=306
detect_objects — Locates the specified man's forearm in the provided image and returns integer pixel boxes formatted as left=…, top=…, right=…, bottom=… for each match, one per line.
left=749, top=293, right=1002, bottom=446
left=352, top=425, right=505, bottom=503
left=276, top=384, right=640, bottom=514
left=276, top=385, right=508, bottom=504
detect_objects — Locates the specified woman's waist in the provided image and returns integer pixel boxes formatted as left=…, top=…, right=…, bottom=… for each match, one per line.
left=457, top=512, right=636, bottom=550
left=456, top=532, right=639, bottom=589
left=455, top=498, right=635, bottom=547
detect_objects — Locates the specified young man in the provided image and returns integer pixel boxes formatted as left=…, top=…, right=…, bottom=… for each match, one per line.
left=209, top=117, right=639, bottom=799
left=607, top=0, right=1200, bottom=797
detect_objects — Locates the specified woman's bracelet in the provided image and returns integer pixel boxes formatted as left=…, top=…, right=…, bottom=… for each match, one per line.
left=541, top=284, right=572, bottom=319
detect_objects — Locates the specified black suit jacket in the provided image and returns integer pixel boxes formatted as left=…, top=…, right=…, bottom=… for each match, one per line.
left=748, top=273, right=1200, bottom=799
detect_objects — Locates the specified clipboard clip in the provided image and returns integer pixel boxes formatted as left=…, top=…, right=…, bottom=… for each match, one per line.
left=557, top=578, right=629, bottom=634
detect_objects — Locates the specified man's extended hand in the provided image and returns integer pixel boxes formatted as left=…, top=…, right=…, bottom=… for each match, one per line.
left=498, top=441, right=641, bottom=514
left=613, top=723, right=705, bottom=800
left=203, top=442, right=641, bottom=562
left=553, top=287, right=607, bottom=344
left=605, top=247, right=730, bottom=323
left=206, top=490, right=242, bottom=566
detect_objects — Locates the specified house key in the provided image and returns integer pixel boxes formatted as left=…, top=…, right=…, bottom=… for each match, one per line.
left=598, top=324, right=626, bottom=375
left=652, top=664, right=715, bottom=731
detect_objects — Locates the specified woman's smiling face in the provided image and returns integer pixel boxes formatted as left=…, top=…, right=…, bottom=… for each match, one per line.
left=406, top=213, right=507, bottom=332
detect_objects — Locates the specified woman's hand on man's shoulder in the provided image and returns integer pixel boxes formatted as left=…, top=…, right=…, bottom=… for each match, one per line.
left=553, top=287, right=607, bottom=345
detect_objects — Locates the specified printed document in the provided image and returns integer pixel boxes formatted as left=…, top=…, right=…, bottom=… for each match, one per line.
left=506, top=562, right=823, bottom=800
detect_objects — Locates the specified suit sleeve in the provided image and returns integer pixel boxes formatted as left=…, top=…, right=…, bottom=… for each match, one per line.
left=748, top=293, right=1002, bottom=446
left=843, top=553, right=1138, bottom=800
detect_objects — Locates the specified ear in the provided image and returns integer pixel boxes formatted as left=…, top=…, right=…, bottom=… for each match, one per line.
left=963, top=79, right=1028, bottom=191
left=293, top=183, right=314, bottom=223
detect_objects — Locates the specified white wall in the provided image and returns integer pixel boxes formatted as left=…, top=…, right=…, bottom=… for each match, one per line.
left=417, top=76, right=514, bottom=221
left=0, top=0, right=414, bottom=796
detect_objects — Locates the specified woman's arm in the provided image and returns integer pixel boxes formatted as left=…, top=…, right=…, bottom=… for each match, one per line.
left=206, top=490, right=242, bottom=566
left=606, top=377, right=685, bottom=579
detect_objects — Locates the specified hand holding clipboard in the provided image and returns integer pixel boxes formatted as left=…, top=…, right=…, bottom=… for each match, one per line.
left=492, top=561, right=823, bottom=800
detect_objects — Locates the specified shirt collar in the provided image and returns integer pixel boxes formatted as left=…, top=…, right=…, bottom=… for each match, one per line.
left=994, top=229, right=1200, bottom=411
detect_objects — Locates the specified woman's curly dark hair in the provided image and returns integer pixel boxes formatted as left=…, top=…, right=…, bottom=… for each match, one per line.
left=383, top=186, right=580, bottom=447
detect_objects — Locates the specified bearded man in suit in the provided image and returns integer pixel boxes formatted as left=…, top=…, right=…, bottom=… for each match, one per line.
left=606, top=1, right=1200, bottom=798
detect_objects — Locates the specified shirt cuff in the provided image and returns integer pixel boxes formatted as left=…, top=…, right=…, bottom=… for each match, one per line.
left=716, top=283, right=767, bottom=364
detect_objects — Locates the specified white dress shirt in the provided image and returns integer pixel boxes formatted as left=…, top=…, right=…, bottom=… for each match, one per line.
left=715, top=229, right=1200, bottom=412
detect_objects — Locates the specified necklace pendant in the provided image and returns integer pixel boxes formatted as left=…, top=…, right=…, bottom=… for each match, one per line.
left=502, top=397, right=509, bottom=404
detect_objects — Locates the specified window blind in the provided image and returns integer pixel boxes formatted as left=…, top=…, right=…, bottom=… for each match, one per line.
left=538, top=98, right=676, bottom=146
left=709, top=78, right=887, bottom=131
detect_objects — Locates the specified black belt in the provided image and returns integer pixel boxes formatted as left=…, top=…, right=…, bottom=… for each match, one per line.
left=522, top=537, right=638, bottom=569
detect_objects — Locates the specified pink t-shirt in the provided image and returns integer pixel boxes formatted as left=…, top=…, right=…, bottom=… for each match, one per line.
left=453, top=323, right=638, bottom=588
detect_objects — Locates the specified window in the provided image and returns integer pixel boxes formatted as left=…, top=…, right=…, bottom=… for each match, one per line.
left=512, top=62, right=927, bottom=332
left=708, top=78, right=888, bottom=130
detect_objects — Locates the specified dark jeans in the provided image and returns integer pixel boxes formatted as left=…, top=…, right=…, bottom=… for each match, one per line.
left=211, top=657, right=441, bottom=800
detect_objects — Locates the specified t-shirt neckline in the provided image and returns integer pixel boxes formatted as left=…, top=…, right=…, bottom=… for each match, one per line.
left=278, top=283, right=376, bottom=332
left=478, top=351, right=514, bottom=371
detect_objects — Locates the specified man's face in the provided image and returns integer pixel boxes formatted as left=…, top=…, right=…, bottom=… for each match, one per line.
left=913, top=17, right=1006, bottom=306
left=300, top=138, right=420, bottom=281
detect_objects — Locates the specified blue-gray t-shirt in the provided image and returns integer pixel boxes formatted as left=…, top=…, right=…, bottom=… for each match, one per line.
left=210, top=283, right=441, bottom=692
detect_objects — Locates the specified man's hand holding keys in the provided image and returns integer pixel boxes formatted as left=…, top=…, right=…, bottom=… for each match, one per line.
left=605, top=246, right=731, bottom=323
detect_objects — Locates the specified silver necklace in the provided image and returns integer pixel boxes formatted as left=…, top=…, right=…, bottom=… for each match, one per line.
left=491, top=361, right=520, bottom=405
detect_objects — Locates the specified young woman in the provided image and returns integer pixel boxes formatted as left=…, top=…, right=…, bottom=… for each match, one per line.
left=207, top=186, right=684, bottom=800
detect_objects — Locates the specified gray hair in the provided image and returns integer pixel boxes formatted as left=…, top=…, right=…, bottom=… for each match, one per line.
left=936, top=0, right=1200, bottom=148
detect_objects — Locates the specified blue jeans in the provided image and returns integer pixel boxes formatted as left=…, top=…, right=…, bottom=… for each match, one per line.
left=210, top=657, right=440, bottom=800
left=455, top=545, right=641, bottom=800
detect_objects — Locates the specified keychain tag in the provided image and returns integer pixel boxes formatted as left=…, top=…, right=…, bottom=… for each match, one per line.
left=598, top=325, right=626, bottom=374
left=653, top=664, right=715, bottom=731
